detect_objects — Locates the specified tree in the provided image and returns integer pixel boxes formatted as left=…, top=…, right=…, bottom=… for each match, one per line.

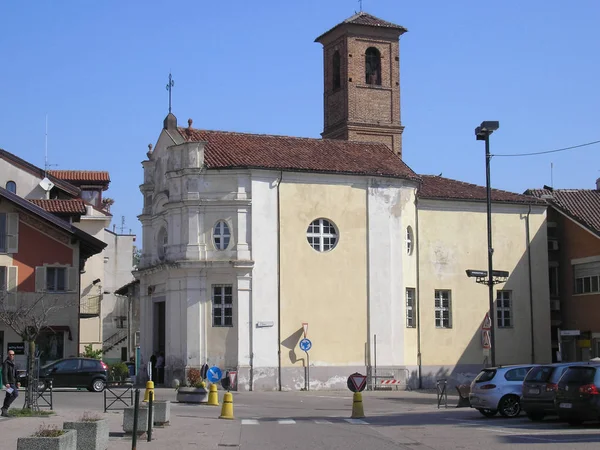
left=132, top=246, right=142, bottom=268
left=82, top=344, right=102, bottom=359
left=0, top=290, right=77, bottom=410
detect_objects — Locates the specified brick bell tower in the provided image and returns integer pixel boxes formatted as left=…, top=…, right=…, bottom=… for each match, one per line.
left=315, top=12, right=407, bottom=157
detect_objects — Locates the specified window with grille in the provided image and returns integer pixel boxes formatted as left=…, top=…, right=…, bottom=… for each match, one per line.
left=306, top=218, right=338, bottom=252
left=406, top=226, right=414, bottom=255
left=574, top=262, right=600, bottom=294
left=213, top=220, right=231, bottom=250
left=496, top=290, right=512, bottom=328
left=406, top=288, right=416, bottom=328
left=212, top=285, right=233, bottom=327
left=434, top=290, right=452, bottom=328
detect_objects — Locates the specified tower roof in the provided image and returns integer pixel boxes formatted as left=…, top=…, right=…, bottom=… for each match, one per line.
left=315, top=11, right=407, bottom=42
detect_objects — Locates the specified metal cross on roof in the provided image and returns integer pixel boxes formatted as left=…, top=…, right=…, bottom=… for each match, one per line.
left=166, top=72, right=175, bottom=114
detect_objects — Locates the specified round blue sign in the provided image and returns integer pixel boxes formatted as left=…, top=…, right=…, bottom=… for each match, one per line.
left=299, top=338, right=312, bottom=352
left=207, top=366, right=223, bottom=383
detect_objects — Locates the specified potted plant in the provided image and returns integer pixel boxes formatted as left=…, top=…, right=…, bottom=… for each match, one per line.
left=63, top=411, right=109, bottom=450
left=108, top=362, right=131, bottom=382
left=17, top=423, right=77, bottom=450
left=176, top=368, right=208, bottom=403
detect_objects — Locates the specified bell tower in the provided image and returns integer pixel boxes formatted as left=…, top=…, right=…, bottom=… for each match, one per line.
left=315, top=12, right=407, bottom=157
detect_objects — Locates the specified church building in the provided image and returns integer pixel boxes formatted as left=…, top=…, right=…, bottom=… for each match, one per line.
left=135, top=12, right=551, bottom=390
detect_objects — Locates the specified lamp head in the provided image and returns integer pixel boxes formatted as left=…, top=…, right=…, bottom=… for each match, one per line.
left=475, top=121, right=500, bottom=140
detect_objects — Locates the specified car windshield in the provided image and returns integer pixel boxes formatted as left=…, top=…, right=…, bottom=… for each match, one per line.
left=474, top=369, right=496, bottom=383
left=525, top=366, right=553, bottom=382
left=561, top=367, right=597, bottom=385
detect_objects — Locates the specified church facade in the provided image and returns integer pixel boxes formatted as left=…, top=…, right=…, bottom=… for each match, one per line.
left=135, top=12, right=551, bottom=390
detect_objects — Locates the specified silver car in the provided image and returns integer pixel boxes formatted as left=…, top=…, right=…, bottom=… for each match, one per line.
left=469, top=364, right=537, bottom=418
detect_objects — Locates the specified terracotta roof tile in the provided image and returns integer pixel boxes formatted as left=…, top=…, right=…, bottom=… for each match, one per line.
left=315, top=12, right=407, bottom=42
left=48, top=170, right=110, bottom=183
left=27, top=199, right=87, bottom=214
left=177, top=127, right=419, bottom=181
left=419, top=175, right=545, bottom=205
left=527, top=188, right=600, bottom=234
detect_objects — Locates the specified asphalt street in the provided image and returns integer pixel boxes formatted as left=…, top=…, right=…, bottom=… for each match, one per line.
left=1, top=388, right=600, bottom=449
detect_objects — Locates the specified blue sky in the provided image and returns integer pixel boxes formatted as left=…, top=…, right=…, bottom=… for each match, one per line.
left=1, top=1, right=599, bottom=243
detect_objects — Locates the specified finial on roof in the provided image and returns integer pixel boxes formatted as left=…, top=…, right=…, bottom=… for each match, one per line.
left=188, top=118, right=193, bottom=129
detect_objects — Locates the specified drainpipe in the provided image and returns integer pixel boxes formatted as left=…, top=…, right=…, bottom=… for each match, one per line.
left=415, top=192, right=422, bottom=389
left=276, top=172, right=283, bottom=391
left=526, top=204, right=535, bottom=363
left=366, top=179, right=372, bottom=387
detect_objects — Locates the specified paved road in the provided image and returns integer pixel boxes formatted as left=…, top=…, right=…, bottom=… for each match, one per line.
left=2, top=388, right=599, bottom=449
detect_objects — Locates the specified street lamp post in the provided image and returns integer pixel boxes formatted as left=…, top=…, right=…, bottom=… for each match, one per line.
left=475, top=121, right=500, bottom=367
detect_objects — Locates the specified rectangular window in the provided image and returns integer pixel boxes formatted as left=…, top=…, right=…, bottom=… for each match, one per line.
left=46, top=267, right=67, bottom=292
left=497, top=290, right=512, bottom=328
left=574, top=262, right=600, bottom=294
left=212, top=285, right=233, bottom=327
left=0, top=266, right=6, bottom=291
left=406, top=288, right=416, bottom=328
left=0, top=213, right=5, bottom=252
left=434, top=290, right=452, bottom=328
left=549, top=265, right=559, bottom=297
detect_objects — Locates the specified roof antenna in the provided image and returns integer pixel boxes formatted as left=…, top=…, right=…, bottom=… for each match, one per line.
left=358, top=0, right=363, bottom=12
left=551, top=162, right=554, bottom=189
left=44, top=114, right=48, bottom=173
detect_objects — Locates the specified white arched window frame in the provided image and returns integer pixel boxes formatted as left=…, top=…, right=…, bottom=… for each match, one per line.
left=406, top=226, right=414, bottom=255
left=306, top=218, right=338, bottom=252
left=213, top=220, right=231, bottom=250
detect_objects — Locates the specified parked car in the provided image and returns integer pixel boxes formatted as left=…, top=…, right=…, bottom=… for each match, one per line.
left=521, top=361, right=593, bottom=421
left=555, top=363, right=600, bottom=426
left=19, top=357, right=109, bottom=392
left=469, top=364, right=536, bottom=418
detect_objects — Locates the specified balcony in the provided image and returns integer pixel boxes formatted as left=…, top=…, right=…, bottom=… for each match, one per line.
left=80, top=295, right=101, bottom=317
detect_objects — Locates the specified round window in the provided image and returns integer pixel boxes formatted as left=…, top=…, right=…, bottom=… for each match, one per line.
left=213, top=220, right=231, bottom=250
left=307, top=218, right=338, bottom=252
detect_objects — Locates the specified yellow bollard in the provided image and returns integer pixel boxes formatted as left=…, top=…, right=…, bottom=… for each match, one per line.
left=207, top=383, right=220, bottom=406
left=351, top=392, right=365, bottom=418
left=143, top=380, right=155, bottom=402
left=219, top=392, right=234, bottom=419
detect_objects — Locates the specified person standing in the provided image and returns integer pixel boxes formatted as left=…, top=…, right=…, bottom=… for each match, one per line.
left=156, top=352, right=165, bottom=385
left=1, top=350, right=20, bottom=417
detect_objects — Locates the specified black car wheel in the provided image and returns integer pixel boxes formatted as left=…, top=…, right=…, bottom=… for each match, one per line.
left=498, top=395, right=521, bottom=418
left=477, top=408, right=498, bottom=417
left=90, top=378, right=105, bottom=392
left=526, top=412, right=545, bottom=421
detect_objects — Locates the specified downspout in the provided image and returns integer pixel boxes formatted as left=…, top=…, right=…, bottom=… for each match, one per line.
left=276, top=172, right=283, bottom=391
left=526, top=204, right=535, bottom=363
left=415, top=191, right=422, bottom=389
left=365, top=178, right=372, bottom=388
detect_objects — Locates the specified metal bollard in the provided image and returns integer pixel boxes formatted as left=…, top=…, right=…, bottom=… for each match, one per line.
left=147, top=390, right=153, bottom=442
left=132, top=389, right=140, bottom=450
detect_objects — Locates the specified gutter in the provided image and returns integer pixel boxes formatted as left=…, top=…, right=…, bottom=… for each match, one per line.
left=526, top=205, right=535, bottom=363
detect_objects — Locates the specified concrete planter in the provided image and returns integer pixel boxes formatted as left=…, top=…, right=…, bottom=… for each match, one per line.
left=176, top=387, right=208, bottom=403
left=123, top=406, right=152, bottom=434
left=153, top=400, right=171, bottom=425
left=63, top=418, right=109, bottom=450
left=17, top=429, right=77, bottom=450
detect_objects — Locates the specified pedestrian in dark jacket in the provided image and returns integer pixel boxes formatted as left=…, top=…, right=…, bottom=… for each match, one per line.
left=2, top=350, right=19, bottom=416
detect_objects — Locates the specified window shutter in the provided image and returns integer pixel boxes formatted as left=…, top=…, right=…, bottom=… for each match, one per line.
left=35, top=266, right=46, bottom=292
left=574, top=262, right=600, bottom=278
left=67, top=266, right=78, bottom=292
left=6, top=213, right=18, bottom=253
left=7, top=266, right=17, bottom=308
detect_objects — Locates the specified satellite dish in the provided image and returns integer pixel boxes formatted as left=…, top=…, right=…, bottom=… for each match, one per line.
left=39, top=177, right=55, bottom=192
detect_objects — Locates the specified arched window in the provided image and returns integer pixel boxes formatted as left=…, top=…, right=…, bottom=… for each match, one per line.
left=157, top=227, right=168, bottom=261
left=332, top=51, right=341, bottom=90
left=365, top=47, right=381, bottom=85
left=406, top=226, right=414, bottom=255
left=213, top=220, right=231, bottom=250
left=5, top=181, right=16, bottom=194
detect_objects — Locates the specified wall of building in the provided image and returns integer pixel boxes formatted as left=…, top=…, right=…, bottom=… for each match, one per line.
left=414, top=200, right=551, bottom=387
left=0, top=159, right=50, bottom=199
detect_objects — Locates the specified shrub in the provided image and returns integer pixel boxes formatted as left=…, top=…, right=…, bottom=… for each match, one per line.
left=34, top=424, right=64, bottom=437
left=186, top=368, right=206, bottom=388
left=108, top=362, right=130, bottom=381
left=82, top=344, right=102, bottom=359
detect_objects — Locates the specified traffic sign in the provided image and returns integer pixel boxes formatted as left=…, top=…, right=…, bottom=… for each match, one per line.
left=482, top=330, right=491, bottom=349
left=207, top=366, right=222, bottom=383
left=299, top=338, right=312, bottom=352
left=347, top=372, right=367, bottom=392
left=302, top=322, right=308, bottom=338
left=482, top=313, right=492, bottom=330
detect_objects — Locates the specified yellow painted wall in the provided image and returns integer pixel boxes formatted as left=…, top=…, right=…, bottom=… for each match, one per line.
left=417, top=202, right=551, bottom=366
left=279, top=181, right=367, bottom=367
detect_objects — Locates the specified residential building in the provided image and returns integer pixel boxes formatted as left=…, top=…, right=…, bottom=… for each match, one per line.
left=135, top=11, right=552, bottom=390
left=0, top=186, right=105, bottom=366
left=0, top=150, right=136, bottom=359
left=527, top=181, right=600, bottom=361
